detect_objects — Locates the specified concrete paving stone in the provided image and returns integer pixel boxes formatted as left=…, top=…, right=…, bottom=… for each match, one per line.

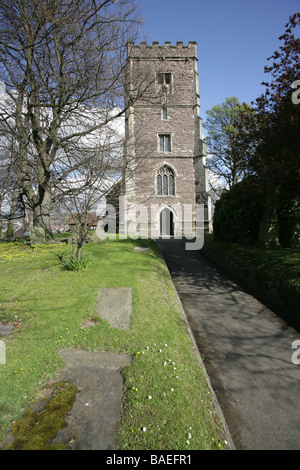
left=95, top=287, right=132, bottom=330
left=52, top=349, right=131, bottom=450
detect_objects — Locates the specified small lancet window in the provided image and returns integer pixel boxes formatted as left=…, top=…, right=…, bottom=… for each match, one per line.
left=162, top=107, right=168, bottom=120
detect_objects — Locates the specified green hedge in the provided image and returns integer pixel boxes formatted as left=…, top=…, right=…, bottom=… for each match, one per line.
left=213, top=178, right=265, bottom=244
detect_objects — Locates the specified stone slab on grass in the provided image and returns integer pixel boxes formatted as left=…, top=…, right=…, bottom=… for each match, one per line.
left=133, top=246, right=149, bottom=252
left=0, top=323, right=14, bottom=337
left=52, top=349, right=131, bottom=450
left=81, top=319, right=97, bottom=329
left=95, top=287, right=132, bottom=330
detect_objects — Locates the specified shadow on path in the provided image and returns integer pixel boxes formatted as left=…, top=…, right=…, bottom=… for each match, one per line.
left=156, top=238, right=300, bottom=450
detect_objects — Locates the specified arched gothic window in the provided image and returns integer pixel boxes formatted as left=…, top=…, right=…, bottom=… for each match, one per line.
left=157, top=165, right=175, bottom=196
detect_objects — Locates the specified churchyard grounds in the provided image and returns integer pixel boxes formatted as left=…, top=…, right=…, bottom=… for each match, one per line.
left=0, top=234, right=298, bottom=450
left=0, top=237, right=227, bottom=450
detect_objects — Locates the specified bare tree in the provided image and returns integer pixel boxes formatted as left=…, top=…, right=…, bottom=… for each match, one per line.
left=0, top=0, right=143, bottom=239
left=54, top=110, right=126, bottom=261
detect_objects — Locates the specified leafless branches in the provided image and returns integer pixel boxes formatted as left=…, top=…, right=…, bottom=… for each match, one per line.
left=0, top=0, right=143, bottom=238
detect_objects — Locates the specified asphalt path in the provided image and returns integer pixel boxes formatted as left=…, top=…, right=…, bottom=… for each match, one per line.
left=156, top=238, right=300, bottom=450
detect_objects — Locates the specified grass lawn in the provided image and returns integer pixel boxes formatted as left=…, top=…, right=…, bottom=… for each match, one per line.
left=0, top=237, right=227, bottom=450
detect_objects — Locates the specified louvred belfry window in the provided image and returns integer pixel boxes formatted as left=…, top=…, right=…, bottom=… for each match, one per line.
left=157, top=73, right=172, bottom=94
left=158, top=73, right=171, bottom=85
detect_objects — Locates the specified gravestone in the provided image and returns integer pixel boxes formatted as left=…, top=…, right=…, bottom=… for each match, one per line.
left=92, top=229, right=105, bottom=244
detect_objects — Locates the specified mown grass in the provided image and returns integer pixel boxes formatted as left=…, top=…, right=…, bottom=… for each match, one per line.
left=202, top=234, right=300, bottom=329
left=0, top=238, right=227, bottom=450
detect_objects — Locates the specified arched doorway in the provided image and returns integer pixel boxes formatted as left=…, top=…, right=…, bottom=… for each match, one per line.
left=160, top=208, right=174, bottom=237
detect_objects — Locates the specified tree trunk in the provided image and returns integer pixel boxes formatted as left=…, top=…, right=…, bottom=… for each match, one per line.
left=6, top=183, right=18, bottom=238
left=76, top=244, right=82, bottom=262
left=19, top=194, right=30, bottom=233
left=258, top=187, right=280, bottom=247
left=33, top=189, right=53, bottom=238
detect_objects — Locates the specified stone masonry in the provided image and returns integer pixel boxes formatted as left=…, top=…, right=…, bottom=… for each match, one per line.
left=119, top=41, right=211, bottom=237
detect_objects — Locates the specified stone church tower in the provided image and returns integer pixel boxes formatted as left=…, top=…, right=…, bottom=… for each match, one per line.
left=119, top=40, right=211, bottom=238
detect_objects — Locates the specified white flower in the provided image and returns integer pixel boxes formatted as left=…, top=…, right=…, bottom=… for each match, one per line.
left=164, top=344, right=167, bottom=347
left=173, top=367, right=176, bottom=370
left=148, top=395, right=152, bottom=399
left=171, top=388, right=174, bottom=392
left=186, top=440, right=190, bottom=445
left=188, top=433, right=192, bottom=439
left=159, top=349, right=162, bottom=352
left=143, top=427, right=147, bottom=432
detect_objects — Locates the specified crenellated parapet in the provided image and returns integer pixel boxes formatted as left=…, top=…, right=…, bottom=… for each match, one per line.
left=127, top=41, right=198, bottom=60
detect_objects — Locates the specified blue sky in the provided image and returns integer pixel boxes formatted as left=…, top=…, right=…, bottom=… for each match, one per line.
left=137, top=0, right=299, bottom=128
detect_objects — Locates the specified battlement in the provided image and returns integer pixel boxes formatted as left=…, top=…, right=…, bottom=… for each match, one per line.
left=127, top=41, right=197, bottom=59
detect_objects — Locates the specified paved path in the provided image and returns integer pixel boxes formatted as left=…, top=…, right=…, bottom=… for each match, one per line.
left=156, top=238, right=300, bottom=450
